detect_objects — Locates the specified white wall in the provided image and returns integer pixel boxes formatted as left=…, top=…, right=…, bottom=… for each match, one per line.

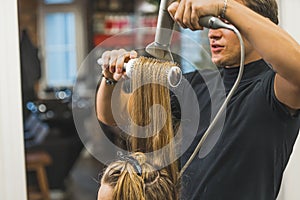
left=279, top=0, right=300, bottom=42
left=0, top=0, right=27, bottom=200
left=278, top=134, right=300, bottom=200
left=277, top=0, right=300, bottom=199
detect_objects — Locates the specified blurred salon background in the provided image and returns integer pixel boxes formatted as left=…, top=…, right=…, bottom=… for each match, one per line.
left=0, top=0, right=299, bottom=200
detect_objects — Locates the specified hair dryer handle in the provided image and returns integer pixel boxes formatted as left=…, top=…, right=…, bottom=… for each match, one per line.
left=199, top=16, right=235, bottom=30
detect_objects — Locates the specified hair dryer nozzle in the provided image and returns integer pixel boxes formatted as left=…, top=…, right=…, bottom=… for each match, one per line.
left=145, top=0, right=175, bottom=61
left=145, top=42, right=174, bottom=61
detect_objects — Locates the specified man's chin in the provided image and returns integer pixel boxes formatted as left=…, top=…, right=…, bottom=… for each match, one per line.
left=211, top=58, right=223, bottom=67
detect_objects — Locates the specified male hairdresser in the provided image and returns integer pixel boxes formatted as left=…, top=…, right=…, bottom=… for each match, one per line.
left=96, top=0, right=300, bottom=199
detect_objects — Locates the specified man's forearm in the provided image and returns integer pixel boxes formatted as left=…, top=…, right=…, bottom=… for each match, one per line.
left=96, top=78, right=116, bottom=125
left=96, top=78, right=129, bottom=126
left=226, top=0, right=300, bottom=85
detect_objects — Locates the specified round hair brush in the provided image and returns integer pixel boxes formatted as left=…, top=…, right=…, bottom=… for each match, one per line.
left=97, top=57, right=182, bottom=87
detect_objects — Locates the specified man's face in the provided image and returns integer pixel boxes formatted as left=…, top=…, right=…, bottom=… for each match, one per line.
left=208, top=0, right=260, bottom=68
left=208, top=27, right=243, bottom=67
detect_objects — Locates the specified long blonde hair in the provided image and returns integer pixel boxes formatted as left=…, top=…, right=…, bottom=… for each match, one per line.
left=127, top=56, right=179, bottom=184
left=101, top=152, right=177, bottom=200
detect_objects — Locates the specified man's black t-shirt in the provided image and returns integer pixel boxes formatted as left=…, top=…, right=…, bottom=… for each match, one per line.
left=172, top=59, right=300, bottom=200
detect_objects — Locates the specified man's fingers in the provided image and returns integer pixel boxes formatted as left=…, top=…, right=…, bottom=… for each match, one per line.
left=168, top=1, right=179, bottom=20
left=183, top=3, right=193, bottom=30
left=109, top=49, right=127, bottom=73
left=130, top=50, right=138, bottom=59
left=116, top=52, right=130, bottom=73
left=113, top=73, right=123, bottom=81
left=191, top=9, right=202, bottom=30
left=101, top=51, right=111, bottom=70
left=100, top=49, right=137, bottom=77
left=174, top=0, right=188, bottom=28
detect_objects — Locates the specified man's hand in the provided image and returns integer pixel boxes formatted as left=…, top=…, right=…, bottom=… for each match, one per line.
left=168, top=0, right=223, bottom=30
left=101, top=49, right=138, bottom=81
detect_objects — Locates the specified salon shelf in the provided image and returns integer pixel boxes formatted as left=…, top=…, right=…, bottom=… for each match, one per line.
left=93, top=32, right=156, bottom=47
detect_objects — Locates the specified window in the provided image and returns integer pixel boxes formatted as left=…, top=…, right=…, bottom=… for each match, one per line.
left=44, top=12, right=76, bottom=86
left=39, top=0, right=86, bottom=92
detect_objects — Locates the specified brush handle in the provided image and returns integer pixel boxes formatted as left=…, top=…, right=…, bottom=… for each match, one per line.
left=96, top=58, right=135, bottom=76
left=97, top=58, right=182, bottom=87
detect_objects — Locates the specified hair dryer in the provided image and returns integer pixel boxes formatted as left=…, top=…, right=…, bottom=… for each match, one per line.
left=145, top=0, right=235, bottom=61
left=145, top=0, right=175, bottom=61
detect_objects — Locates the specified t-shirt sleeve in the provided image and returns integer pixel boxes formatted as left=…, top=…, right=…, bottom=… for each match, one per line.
left=261, top=70, right=300, bottom=120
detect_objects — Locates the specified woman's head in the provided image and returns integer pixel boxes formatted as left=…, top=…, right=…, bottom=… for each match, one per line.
left=98, top=152, right=177, bottom=200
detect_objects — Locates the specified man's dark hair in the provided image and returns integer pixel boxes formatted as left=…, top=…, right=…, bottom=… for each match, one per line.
left=243, top=0, right=279, bottom=24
